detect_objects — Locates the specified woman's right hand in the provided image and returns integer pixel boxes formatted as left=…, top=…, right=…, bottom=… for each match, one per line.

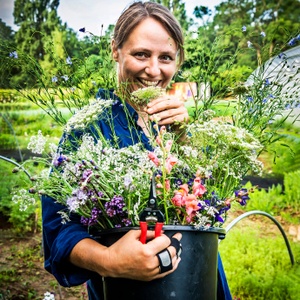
left=69, top=230, right=182, bottom=281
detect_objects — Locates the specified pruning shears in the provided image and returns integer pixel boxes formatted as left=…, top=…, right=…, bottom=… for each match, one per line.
left=139, top=174, right=165, bottom=244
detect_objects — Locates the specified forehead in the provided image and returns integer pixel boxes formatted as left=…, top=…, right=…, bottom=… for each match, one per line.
left=124, top=17, right=177, bottom=53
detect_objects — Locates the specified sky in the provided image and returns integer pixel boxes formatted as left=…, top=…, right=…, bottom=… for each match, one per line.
left=0, top=0, right=223, bottom=35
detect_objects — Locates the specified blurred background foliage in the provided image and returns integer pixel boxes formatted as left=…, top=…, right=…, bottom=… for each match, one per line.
left=0, top=1, right=300, bottom=299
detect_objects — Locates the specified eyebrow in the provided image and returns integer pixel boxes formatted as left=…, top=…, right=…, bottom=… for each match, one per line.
left=131, top=47, right=177, bottom=56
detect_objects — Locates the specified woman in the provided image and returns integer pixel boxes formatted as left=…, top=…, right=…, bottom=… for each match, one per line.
left=42, top=2, right=231, bottom=299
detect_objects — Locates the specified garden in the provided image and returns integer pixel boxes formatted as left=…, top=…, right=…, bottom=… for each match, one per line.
left=1, top=0, right=300, bottom=299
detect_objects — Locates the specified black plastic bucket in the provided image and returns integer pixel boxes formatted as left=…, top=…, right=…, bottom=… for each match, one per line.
left=94, top=225, right=226, bottom=300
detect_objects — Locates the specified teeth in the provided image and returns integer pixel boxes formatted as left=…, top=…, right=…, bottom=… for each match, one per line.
left=140, top=79, right=159, bottom=86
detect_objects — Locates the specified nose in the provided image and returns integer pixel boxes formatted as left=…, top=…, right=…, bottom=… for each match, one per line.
left=145, top=58, right=161, bottom=77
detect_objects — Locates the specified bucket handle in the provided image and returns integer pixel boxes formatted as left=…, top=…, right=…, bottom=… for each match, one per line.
left=221, top=210, right=294, bottom=265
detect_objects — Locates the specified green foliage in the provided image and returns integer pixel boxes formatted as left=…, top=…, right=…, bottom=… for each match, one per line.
left=219, top=226, right=300, bottom=299
left=266, top=129, right=300, bottom=175
left=13, top=0, right=61, bottom=61
left=0, top=160, right=41, bottom=234
left=0, top=110, right=62, bottom=150
left=284, top=170, right=300, bottom=212
left=244, top=169, right=300, bottom=221
left=244, top=181, right=284, bottom=214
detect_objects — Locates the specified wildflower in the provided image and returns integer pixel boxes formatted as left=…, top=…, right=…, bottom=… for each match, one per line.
left=65, top=99, right=114, bottom=132
left=79, top=27, right=86, bottom=32
left=165, top=155, right=178, bottom=173
left=124, top=175, right=132, bottom=188
left=131, top=86, right=165, bottom=106
left=61, top=75, right=69, bottom=81
left=260, top=31, right=266, bottom=37
left=27, top=130, right=47, bottom=154
left=242, top=25, right=246, bottom=32
left=278, top=52, right=287, bottom=59
left=51, top=76, right=58, bottom=83
left=247, top=41, right=252, bottom=48
left=43, top=292, right=55, bottom=300
left=288, top=38, right=296, bottom=46
left=148, top=152, right=160, bottom=166
left=9, top=51, right=18, bottom=58
left=192, top=177, right=207, bottom=197
left=66, top=56, right=72, bottom=65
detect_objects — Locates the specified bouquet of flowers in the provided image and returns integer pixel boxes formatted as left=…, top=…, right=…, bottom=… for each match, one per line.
left=12, top=86, right=264, bottom=231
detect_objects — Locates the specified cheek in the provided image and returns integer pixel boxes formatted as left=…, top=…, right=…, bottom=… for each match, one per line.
left=120, top=58, right=144, bottom=77
left=162, top=65, right=177, bottom=82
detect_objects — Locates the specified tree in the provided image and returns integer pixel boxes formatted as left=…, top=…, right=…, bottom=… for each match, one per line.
left=0, top=19, right=15, bottom=41
left=212, top=0, right=300, bottom=66
left=13, top=0, right=62, bottom=60
left=155, top=0, right=192, bottom=31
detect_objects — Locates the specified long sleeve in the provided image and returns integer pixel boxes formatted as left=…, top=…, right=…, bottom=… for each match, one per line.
left=42, top=194, right=95, bottom=286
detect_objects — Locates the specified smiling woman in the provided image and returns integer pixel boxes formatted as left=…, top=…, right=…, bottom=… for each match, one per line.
left=39, top=2, right=231, bottom=300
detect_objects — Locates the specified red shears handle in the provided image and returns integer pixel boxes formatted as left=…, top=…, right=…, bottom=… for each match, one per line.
left=139, top=221, right=164, bottom=244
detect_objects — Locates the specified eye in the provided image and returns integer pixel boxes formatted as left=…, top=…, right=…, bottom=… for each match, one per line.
left=160, top=55, right=174, bottom=62
left=134, top=52, right=148, bottom=59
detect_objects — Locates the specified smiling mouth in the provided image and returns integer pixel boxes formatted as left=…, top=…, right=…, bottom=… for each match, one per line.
left=138, top=79, right=161, bottom=87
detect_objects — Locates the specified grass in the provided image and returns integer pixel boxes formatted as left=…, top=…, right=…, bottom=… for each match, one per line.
left=219, top=215, right=300, bottom=300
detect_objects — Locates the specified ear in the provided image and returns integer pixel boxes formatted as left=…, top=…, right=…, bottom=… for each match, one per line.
left=111, top=39, right=119, bottom=62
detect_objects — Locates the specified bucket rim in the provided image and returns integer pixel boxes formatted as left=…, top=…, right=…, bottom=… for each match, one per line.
left=91, top=225, right=226, bottom=238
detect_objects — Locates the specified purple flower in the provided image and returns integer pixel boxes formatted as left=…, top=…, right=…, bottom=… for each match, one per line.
left=82, top=169, right=92, bottom=181
left=9, top=51, right=18, bottom=59
left=288, top=38, right=296, bottom=46
left=51, top=76, right=58, bottom=83
left=235, top=188, right=250, bottom=206
left=105, top=195, right=126, bottom=217
left=124, top=176, right=132, bottom=188
left=260, top=31, right=266, bottom=38
left=278, top=53, right=287, bottom=59
left=53, top=153, right=67, bottom=167
left=79, top=27, right=86, bottom=33
left=242, top=26, right=246, bottom=32
left=61, top=75, right=69, bottom=81
left=66, top=56, right=72, bottom=65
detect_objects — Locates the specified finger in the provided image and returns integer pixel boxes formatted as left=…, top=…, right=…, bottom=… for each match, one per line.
left=155, top=256, right=181, bottom=279
left=169, top=235, right=182, bottom=258
left=146, top=97, right=183, bottom=113
left=146, top=233, right=171, bottom=252
left=152, top=112, right=188, bottom=125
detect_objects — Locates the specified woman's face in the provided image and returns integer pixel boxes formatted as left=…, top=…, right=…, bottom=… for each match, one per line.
left=112, top=17, right=178, bottom=94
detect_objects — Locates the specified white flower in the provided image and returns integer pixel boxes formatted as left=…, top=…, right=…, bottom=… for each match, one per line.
left=65, top=99, right=114, bottom=132
left=43, top=292, right=55, bottom=300
left=27, top=130, right=47, bottom=154
left=131, top=86, right=165, bottom=106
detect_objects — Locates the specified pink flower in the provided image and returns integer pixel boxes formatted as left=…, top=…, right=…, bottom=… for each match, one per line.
left=165, top=155, right=178, bottom=173
left=192, top=177, right=207, bottom=197
left=171, top=184, right=188, bottom=207
left=164, top=179, right=170, bottom=191
left=165, top=140, right=173, bottom=152
left=148, top=152, right=160, bottom=166
left=155, top=136, right=162, bottom=146
left=185, top=194, right=200, bottom=216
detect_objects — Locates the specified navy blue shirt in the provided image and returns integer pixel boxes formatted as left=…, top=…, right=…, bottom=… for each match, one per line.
left=42, top=89, right=231, bottom=299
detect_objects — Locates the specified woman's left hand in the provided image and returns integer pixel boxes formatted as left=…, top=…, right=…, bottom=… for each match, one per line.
left=145, top=95, right=189, bottom=126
